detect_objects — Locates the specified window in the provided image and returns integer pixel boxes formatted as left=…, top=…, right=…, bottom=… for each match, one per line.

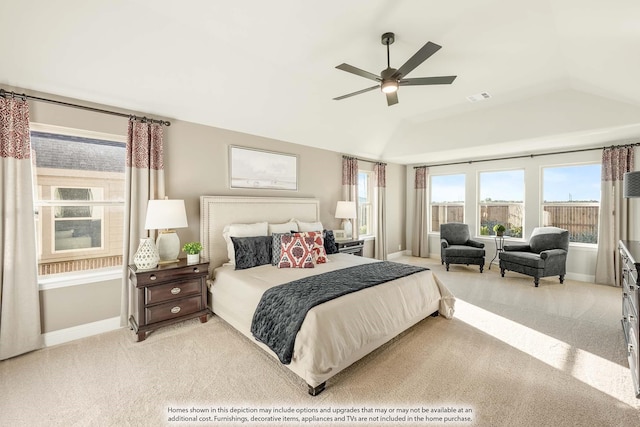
left=53, top=187, right=103, bottom=252
left=31, top=124, right=126, bottom=275
left=358, top=171, right=373, bottom=236
left=430, top=174, right=465, bottom=232
left=479, top=170, right=524, bottom=238
left=542, top=164, right=601, bottom=244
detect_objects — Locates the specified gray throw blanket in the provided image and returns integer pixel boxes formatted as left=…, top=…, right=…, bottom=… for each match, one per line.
left=251, top=261, right=428, bottom=364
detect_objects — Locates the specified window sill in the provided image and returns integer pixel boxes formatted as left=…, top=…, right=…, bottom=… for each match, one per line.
left=39, top=267, right=122, bottom=291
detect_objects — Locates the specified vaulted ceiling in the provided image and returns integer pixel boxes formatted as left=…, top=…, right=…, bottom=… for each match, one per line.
left=2, top=0, right=640, bottom=164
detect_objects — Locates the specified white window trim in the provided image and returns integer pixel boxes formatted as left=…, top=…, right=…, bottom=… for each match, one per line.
left=39, top=267, right=122, bottom=291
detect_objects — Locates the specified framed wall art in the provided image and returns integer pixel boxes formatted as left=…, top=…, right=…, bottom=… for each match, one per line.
left=229, top=146, right=298, bottom=190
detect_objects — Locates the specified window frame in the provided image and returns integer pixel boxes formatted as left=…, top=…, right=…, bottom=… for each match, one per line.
left=429, top=173, right=466, bottom=233
left=540, top=162, right=601, bottom=246
left=357, top=170, right=374, bottom=237
left=31, top=122, right=126, bottom=277
left=478, top=168, right=525, bottom=238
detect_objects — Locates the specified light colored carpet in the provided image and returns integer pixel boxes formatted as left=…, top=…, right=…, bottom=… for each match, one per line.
left=1, top=256, right=639, bottom=426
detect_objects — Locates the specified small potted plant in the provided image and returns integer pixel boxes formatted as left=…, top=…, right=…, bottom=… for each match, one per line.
left=182, top=241, right=202, bottom=264
left=493, top=224, right=506, bottom=237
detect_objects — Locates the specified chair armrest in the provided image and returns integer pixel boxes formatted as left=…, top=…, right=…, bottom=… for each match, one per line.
left=440, top=239, right=449, bottom=249
left=466, top=240, right=485, bottom=249
left=504, top=244, right=531, bottom=252
left=539, top=249, right=567, bottom=260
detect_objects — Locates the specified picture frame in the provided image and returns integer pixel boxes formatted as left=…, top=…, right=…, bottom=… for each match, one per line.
left=229, top=146, right=298, bottom=191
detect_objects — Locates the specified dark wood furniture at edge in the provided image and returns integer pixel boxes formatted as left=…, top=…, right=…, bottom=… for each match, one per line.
left=129, top=258, right=210, bottom=342
left=618, top=240, right=640, bottom=398
left=335, top=239, right=364, bottom=256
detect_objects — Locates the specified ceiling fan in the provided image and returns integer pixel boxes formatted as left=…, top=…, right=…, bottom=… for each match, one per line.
left=333, top=32, right=457, bottom=106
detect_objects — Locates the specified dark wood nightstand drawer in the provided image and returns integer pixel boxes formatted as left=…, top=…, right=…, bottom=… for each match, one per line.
left=145, top=279, right=202, bottom=305
left=135, top=264, right=207, bottom=287
left=145, top=295, right=203, bottom=324
left=336, top=239, right=364, bottom=256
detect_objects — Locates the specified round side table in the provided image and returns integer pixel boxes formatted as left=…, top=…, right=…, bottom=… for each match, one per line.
left=489, top=235, right=506, bottom=270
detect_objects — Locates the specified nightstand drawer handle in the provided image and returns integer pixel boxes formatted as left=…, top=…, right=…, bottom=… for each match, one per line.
left=149, top=274, right=157, bottom=281
left=193, top=268, right=200, bottom=273
left=629, top=344, right=634, bottom=356
left=170, top=306, right=181, bottom=314
left=170, top=287, right=181, bottom=295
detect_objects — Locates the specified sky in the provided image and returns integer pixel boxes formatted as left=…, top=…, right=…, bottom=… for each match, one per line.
left=431, top=165, right=601, bottom=203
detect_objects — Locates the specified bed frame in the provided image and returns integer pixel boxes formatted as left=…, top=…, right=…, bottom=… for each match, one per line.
left=199, top=195, right=442, bottom=395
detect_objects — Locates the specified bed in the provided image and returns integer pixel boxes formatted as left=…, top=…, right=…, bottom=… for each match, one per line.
left=200, top=195, right=455, bottom=395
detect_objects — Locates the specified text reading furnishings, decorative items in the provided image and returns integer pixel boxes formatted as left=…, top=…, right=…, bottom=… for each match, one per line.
left=128, top=258, right=209, bottom=342
left=618, top=240, right=640, bottom=398
left=440, top=223, right=485, bottom=272
left=229, top=146, right=297, bottom=190
left=335, top=201, right=357, bottom=239
left=499, top=226, right=569, bottom=287
left=133, top=237, right=160, bottom=270
left=144, top=198, right=188, bottom=264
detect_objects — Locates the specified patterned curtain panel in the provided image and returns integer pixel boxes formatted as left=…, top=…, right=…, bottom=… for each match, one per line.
left=374, top=162, right=387, bottom=260
left=120, top=120, right=166, bottom=326
left=412, top=166, right=429, bottom=257
left=0, top=96, right=42, bottom=360
left=595, top=146, right=634, bottom=286
left=342, top=156, right=359, bottom=240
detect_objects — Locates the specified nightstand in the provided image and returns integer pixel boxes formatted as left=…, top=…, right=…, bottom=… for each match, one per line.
left=128, top=258, right=210, bottom=342
left=336, top=239, right=364, bottom=256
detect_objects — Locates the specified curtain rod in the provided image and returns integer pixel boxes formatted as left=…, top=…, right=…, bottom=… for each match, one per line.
left=342, top=154, right=386, bottom=165
left=0, top=88, right=171, bottom=126
left=413, top=142, right=640, bottom=169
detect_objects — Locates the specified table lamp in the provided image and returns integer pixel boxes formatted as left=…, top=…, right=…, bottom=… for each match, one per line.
left=144, top=198, right=188, bottom=263
left=335, top=201, right=357, bottom=239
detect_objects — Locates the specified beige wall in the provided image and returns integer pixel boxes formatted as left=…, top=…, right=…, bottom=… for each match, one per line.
left=4, top=85, right=406, bottom=334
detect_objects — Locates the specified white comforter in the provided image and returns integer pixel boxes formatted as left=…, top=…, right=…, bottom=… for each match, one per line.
left=209, top=254, right=455, bottom=387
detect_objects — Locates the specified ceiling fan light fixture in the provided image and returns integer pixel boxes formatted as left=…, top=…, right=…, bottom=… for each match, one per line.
left=381, top=80, right=398, bottom=94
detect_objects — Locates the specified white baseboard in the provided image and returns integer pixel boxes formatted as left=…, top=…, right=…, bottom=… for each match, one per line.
left=565, top=272, right=595, bottom=283
left=43, top=316, right=122, bottom=347
left=388, top=249, right=414, bottom=259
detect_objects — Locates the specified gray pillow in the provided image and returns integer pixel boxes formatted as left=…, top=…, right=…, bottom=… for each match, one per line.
left=323, top=229, right=338, bottom=254
left=231, top=236, right=272, bottom=270
left=271, top=232, right=292, bottom=265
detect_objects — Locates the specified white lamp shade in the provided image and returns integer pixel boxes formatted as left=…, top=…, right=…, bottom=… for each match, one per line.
left=144, top=199, right=188, bottom=230
left=335, top=201, right=357, bottom=219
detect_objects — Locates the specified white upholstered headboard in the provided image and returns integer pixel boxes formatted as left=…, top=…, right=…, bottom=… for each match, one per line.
left=200, top=196, right=320, bottom=272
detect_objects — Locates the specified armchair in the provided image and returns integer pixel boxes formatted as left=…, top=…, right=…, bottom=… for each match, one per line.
left=499, top=226, right=569, bottom=287
left=440, top=223, right=485, bottom=273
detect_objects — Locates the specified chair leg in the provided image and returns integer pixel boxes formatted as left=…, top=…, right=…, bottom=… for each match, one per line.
left=500, top=268, right=505, bottom=277
left=534, top=277, right=539, bottom=287
left=445, top=263, right=450, bottom=271
left=559, top=275, right=565, bottom=284
left=479, top=264, right=483, bottom=273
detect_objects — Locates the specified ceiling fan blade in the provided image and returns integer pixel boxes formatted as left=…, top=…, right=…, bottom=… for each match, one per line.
left=336, top=63, right=381, bottom=82
left=386, top=91, right=398, bottom=106
left=400, top=75, right=457, bottom=86
left=333, top=85, right=379, bottom=101
left=393, top=41, right=442, bottom=79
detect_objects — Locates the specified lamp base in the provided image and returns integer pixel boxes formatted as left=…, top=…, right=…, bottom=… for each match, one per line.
left=342, top=219, right=353, bottom=239
left=156, top=230, right=180, bottom=264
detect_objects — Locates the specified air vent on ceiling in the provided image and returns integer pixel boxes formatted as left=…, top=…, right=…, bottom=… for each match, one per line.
left=467, top=92, right=491, bottom=102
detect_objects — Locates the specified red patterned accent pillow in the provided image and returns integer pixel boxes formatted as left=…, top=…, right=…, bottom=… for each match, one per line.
left=295, top=231, right=328, bottom=263
left=278, top=235, right=315, bottom=268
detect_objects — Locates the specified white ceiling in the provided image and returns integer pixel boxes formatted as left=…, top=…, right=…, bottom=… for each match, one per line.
left=2, top=0, right=640, bottom=165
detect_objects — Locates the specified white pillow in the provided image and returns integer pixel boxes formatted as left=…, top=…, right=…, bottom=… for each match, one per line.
left=268, top=220, right=298, bottom=234
left=296, top=220, right=324, bottom=232
left=222, top=222, right=269, bottom=265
